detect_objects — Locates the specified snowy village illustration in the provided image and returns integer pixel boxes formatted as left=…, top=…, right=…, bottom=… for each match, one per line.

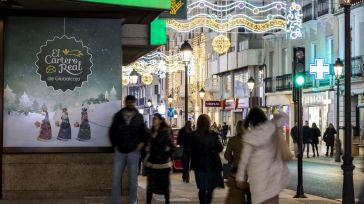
left=3, top=84, right=120, bottom=147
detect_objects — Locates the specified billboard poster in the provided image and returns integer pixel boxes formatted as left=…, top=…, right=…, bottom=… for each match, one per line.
left=3, top=17, right=122, bottom=149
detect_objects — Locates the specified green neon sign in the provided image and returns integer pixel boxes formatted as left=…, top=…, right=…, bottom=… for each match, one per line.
left=80, top=0, right=171, bottom=10
left=150, top=17, right=166, bottom=45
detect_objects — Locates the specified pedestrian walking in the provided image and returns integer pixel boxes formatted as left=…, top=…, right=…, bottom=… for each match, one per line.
left=191, top=114, right=224, bottom=204
left=358, top=164, right=364, bottom=204
left=290, top=123, right=298, bottom=158
left=303, top=121, right=312, bottom=158
left=224, top=120, right=251, bottom=204
left=177, top=121, right=193, bottom=183
left=310, top=122, right=321, bottom=157
left=323, top=123, right=336, bottom=157
left=109, top=95, right=148, bottom=204
left=144, top=113, right=175, bottom=204
left=222, top=122, right=229, bottom=145
left=236, top=108, right=290, bottom=204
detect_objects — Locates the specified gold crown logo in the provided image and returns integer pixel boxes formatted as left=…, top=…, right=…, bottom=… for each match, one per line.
left=170, top=0, right=184, bottom=15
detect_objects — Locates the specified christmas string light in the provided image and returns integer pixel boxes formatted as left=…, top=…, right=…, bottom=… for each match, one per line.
left=188, top=0, right=286, bottom=12
left=187, top=13, right=286, bottom=22
left=212, top=34, right=231, bottom=54
left=286, top=2, right=303, bottom=39
left=167, top=17, right=287, bottom=33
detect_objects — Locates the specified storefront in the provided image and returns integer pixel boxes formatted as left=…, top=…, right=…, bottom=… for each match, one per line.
left=302, top=91, right=331, bottom=132
left=205, top=100, right=222, bottom=124
left=221, top=99, right=235, bottom=135
left=0, top=1, right=170, bottom=200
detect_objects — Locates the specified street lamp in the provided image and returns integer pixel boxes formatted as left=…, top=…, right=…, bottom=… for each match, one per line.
left=334, top=58, right=343, bottom=163
left=180, top=40, right=193, bottom=123
left=341, top=1, right=355, bottom=203
left=129, top=69, right=139, bottom=85
left=147, top=99, right=152, bottom=107
left=168, top=94, right=173, bottom=104
left=247, top=76, right=255, bottom=96
left=199, top=88, right=205, bottom=114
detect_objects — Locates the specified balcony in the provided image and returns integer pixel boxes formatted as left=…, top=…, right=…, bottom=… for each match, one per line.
left=317, top=0, right=329, bottom=17
left=303, top=3, right=316, bottom=22
left=264, top=77, right=273, bottom=93
left=276, top=74, right=292, bottom=91
left=204, top=77, right=220, bottom=93
left=237, top=49, right=264, bottom=68
left=351, top=56, right=364, bottom=77
left=304, top=71, right=314, bottom=88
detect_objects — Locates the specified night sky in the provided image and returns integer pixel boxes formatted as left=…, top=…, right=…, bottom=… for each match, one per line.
left=4, top=16, right=122, bottom=108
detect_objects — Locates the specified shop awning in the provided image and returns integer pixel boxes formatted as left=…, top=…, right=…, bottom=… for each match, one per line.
left=0, top=0, right=170, bottom=65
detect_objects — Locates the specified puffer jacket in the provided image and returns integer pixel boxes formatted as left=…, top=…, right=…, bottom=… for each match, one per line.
left=236, top=112, right=290, bottom=204
left=145, top=128, right=175, bottom=169
left=109, top=108, right=148, bottom=153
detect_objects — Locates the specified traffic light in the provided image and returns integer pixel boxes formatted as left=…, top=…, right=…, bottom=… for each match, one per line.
left=294, top=73, right=305, bottom=87
left=293, top=47, right=306, bottom=88
left=293, top=47, right=305, bottom=101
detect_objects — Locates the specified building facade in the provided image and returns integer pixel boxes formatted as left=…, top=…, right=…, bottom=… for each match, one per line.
left=263, top=0, right=364, bottom=152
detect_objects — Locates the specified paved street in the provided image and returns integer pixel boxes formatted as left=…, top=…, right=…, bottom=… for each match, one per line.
left=287, top=159, right=364, bottom=200
left=138, top=171, right=341, bottom=204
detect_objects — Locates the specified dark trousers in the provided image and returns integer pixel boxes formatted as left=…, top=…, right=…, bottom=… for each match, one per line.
left=311, top=143, right=319, bottom=156
left=326, top=146, right=334, bottom=156
left=199, top=189, right=213, bottom=204
left=182, top=152, right=191, bottom=181
left=303, top=143, right=310, bottom=156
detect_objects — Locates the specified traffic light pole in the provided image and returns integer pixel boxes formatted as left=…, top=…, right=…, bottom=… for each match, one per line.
left=294, top=87, right=306, bottom=198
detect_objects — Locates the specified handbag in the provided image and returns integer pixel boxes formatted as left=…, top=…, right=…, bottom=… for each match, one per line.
left=173, top=146, right=183, bottom=159
left=223, top=163, right=233, bottom=179
left=275, top=126, right=293, bottom=162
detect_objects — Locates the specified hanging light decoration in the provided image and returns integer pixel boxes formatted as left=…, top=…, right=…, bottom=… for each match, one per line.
left=141, top=74, right=154, bottom=85
left=212, top=34, right=231, bottom=54
left=121, top=77, right=129, bottom=86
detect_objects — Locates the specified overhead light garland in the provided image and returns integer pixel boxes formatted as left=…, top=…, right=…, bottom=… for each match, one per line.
left=166, top=0, right=302, bottom=41
left=286, top=2, right=303, bottom=39
left=212, top=34, right=231, bottom=54
left=167, top=17, right=287, bottom=33
left=141, top=74, right=154, bottom=85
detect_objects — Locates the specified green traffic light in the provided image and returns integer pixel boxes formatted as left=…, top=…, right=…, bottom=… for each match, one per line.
left=295, top=74, right=305, bottom=87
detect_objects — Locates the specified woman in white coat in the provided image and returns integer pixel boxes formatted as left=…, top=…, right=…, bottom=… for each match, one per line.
left=236, top=108, right=290, bottom=204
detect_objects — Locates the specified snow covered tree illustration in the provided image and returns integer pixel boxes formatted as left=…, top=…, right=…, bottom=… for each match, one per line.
left=105, top=91, right=109, bottom=101
left=19, top=92, right=32, bottom=116
left=4, top=84, right=16, bottom=113
left=31, top=100, right=40, bottom=113
left=110, top=86, right=117, bottom=101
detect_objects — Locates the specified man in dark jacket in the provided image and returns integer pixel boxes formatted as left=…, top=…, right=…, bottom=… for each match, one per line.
left=290, top=123, right=298, bottom=158
left=302, top=121, right=312, bottom=158
left=177, top=121, right=192, bottom=183
left=110, top=95, right=148, bottom=204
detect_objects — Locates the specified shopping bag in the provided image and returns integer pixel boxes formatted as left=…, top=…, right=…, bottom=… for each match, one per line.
left=275, top=127, right=293, bottom=162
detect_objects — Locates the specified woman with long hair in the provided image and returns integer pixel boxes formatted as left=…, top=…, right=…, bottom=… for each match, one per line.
left=323, top=123, right=336, bottom=157
left=236, top=108, right=290, bottom=204
left=191, top=114, right=224, bottom=204
left=144, top=113, right=175, bottom=204
left=310, top=122, right=321, bottom=157
left=224, top=120, right=251, bottom=204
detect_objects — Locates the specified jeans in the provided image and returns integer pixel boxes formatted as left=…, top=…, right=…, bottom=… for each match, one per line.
left=182, top=152, right=191, bottom=180
left=111, top=149, right=140, bottom=204
left=303, top=143, right=310, bottom=156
